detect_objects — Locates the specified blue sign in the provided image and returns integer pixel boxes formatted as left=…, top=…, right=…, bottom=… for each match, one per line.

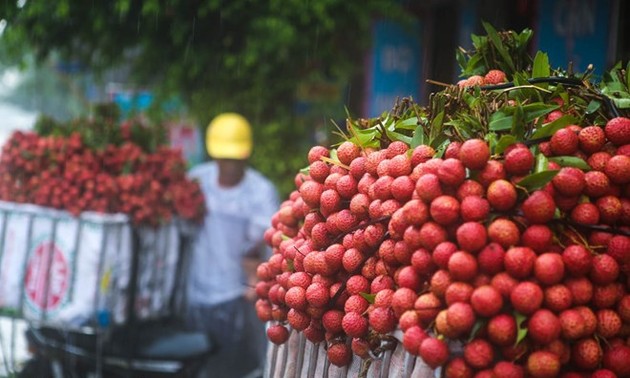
left=365, top=19, right=423, bottom=117
left=535, top=0, right=613, bottom=76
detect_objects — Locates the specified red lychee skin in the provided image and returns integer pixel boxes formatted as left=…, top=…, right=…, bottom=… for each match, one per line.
left=591, top=369, right=618, bottom=378
left=552, top=167, right=586, bottom=196
left=584, top=170, right=612, bottom=197
left=510, top=281, right=544, bottom=315
left=411, top=145, right=435, bottom=166
left=418, top=337, right=449, bottom=369
left=415, top=173, right=443, bottom=203
left=484, top=69, right=507, bottom=84
left=446, top=301, right=476, bottom=336
left=396, top=265, right=423, bottom=291
left=590, top=254, right=620, bottom=285
left=429, top=269, right=453, bottom=299
left=321, top=309, right=344, bottom=334
left=463, top=338, right=494, bottom=370
left=490, top=272, right=518, bottom=299
left=402, top=325, right=428, bottom=355
left=456, top=221, right=487, bottom=252
left=486, top=179, right=517, bottom=211
left=336, top=141, right=361, bottom=166
left=344, top=294, right=369, bottom=314
left=390, top=175, right=415, bottom=202
left=348, top=156, right=367, bottom=179
left=605, top=117, right=630, bottom=146
left=437, top=158, right=467, bottom=187
left=521, top=190, right=556, bottom=224
left=603, top=344, right=630, bottom=376
left=572, top=337, right=603, bottom=370
left=470, top=285, right=503, bottom=317
left=267, top=324, right=290, bottom=345
left=444, top=357, right=474, bottom=378
left=299, top=180, right=324, bottom=208
left=458, top=139, right=490, bottom=170
left=597, top=309, right=622, bottom=338
left=388, top=154, right=412, bottom=177
left=373, top=288, right=395, bottom=308
left=306, top=282, right=330, bottom=308
left=543, top=284, right=573, bottom=312
left=588, top=151, right=613, bottom=172
left=368, top=306, right=396, bottom=334
left=371, top=274, right=395, bottom=294
left=570, top=202, right=600, bottom=225
left=414, top=292, right=442, bottom=324
left=619, top=143, right=630, bottom=156
left=419, top=222, right=448, bottom=252
left=391, top=287, right=418, bottom=317
left=574, top=306, right=597, bottom=336
left=550, top=127, right=579, bottom=155
left=460, top=195, right=490, bottom=222
left=617, top=295, right=630, bottom=322
left=432, top=241, right=458, bottom=269
left=409, top=248, right=436, bottom=277
left=477, top=160, right=506, bottom=187
left=527, top=350, right=561, bottom=378
left=493, top=361, right=524, bottom=378
left=448, top=251, right=479, bottom=281
left=562, top=245, right=593, bottom=277
left=487, top=218, right=520, bottom=248
left=309, top=160, right=330, bottom=183
left=521, top=225, right=553, bottom=253
left=341, top=311, right=368, bottom=338
left=534, top=252, right=565, bottom=286
left=335, top=174, right=358, bottom=199
left=596, top=195, right=622, bottom=225
left=504, top=246, right=537, bottom=279
left=605, top=155, right=630, bottom=184
left=578, top=125, right=607, bottom=154
left=399, top=310, right=420, bottom=331
left=565, top=277, right=594, bottom=305
left=308, top=145, right=330, bottom=164
left=504, top=146, right=535, bottom=176
left=444, top=281, right=474, bottom=306
left=557, top=308, right=586, bottom=340
left=592, top=282, right=623, bottom=309
left=456, top=179, right=485, bottom=200
left=477, top=242, right=505, bottom=275
left=486, top=313, right=517, bottom=346
left=327, top=341, right=352, bottom=367
left=287, top=308, right=310, bottom=330
left=528, top=309, right=561, bottom=345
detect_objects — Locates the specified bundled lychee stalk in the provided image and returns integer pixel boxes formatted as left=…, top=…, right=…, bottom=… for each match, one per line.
left=255, top=24, right=630, bottom=377
left=0, top=122, right=205, bottom=226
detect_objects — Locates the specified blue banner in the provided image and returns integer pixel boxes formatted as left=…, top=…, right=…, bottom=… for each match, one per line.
left=365, top=19, right=423, bottom=117
left=535, top=0, right=613, bottom=76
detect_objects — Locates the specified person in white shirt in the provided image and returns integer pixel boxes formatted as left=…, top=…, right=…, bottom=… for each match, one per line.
left=185, top=113, right=279, bottom=378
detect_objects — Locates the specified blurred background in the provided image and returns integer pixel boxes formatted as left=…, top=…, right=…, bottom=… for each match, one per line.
left=0, top=0, right=628, bottom=197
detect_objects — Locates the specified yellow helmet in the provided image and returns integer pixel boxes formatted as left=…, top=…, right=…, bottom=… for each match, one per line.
left=205, top=113, right=253, bottom=159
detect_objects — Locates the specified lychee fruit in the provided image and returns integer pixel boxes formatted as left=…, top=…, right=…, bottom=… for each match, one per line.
left=527, top=309, right=561, bottom=344
left=484, top=69, right=507, bottom=84
left=463, top=338, right=494, bottom=369
left=504, top=146, right=534, bottom=176
left=526, top=350, right=561, bottom=378
left=604, top=117, right=630, bottom=146
left=550, top=127, right=579, bottom=155
left=418, top=337, right=449, bottom=369
left=521, top=190, right=556, bottom=224
left=327, top=341, right=352, bottom=367
left=486, top=313, right=517, bottom=346
left=267, top=324, right=290, bottom=345
left=510, top=281, right=544, bottom=314
left=459, top=139, right=490, bottom=170
left=470, top=285, right=503, bottom=317
left=578, top=125, right=606, bottom=153
left=486, top=179, right=517, bottom=211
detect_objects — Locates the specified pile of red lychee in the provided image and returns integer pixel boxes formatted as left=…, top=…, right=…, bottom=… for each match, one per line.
left=255, top=113, right=630, bottom=377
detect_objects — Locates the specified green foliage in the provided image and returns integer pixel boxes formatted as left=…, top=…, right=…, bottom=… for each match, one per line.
left=1, top=0, right=409, bottom=198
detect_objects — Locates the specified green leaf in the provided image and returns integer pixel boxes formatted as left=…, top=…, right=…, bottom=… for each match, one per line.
left=482, top=21, right=515, bottom=72
left=612, top=98, right=630, bottom=109
left=548, top=156, right=591, bottom=170
left=515, top=312, right=528, bottom=345
left=468, top=319, right=486, bottom=342
left=385, top=129, right=413, bottom=145
left=394, top=117, right=420, bottom=131
left=517, top=170, right=560, bottom=192
left=489, top=111, right=513, bottom=131
left=410, top=125, right=426, bottom=148
left=348, top=124, right=381, bottom=149
left=360, top=292, right=376, bottom=304
left=299, top=166, right=310, bottom=175
left=535, top=153, right=549, bottom=173
left=429, top=111, right=445, bottom=144
left=585, top=100, right=602, bottom=115
left=532, top=52, right=550, bottom=79
left=512, top=104, right=526, bottom=139
left=495, top=134, right=518, bottom=154
left=530, top=114, right=578, bottom=140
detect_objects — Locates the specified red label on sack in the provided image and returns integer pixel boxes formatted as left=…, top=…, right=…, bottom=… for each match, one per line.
left=24, top=242, right=69, bottom=311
